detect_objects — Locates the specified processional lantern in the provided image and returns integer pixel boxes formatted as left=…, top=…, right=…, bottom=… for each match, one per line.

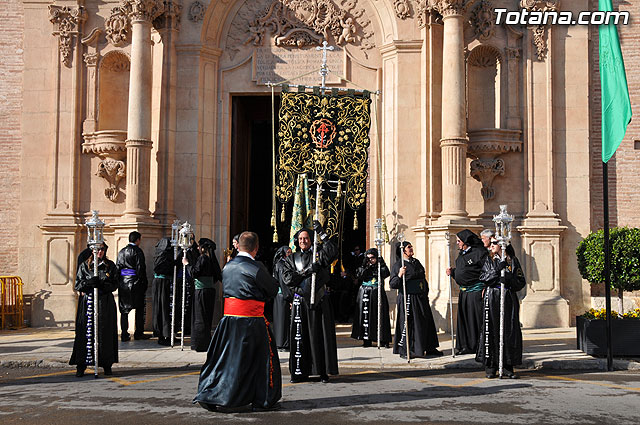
left=178, top=221, right=193, bottom=250
left=86, top=210, right=105, bottom=249
left=171, top=219, right=181, bottom=247
left=178, top=221, right=193, bottom=350
left=493, top=204, right=514, bottom=245
left=374, top=218, right=384, bottom=248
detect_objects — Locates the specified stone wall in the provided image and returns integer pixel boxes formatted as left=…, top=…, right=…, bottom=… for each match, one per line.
left=0, top=0, right=24, bottom=274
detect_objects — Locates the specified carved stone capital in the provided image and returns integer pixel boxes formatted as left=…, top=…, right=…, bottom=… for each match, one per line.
left=469, top=0, right=495, bottom=40
left=467, top=129, right=522, bottom=158
left=470, top=157, right=504, bottom=200
left=154, top=0, right=183, bottom=31
left=105, top=5, right=131, bottom=46
left=83, top=52, right=98, bottom=66
left=82, top=130, right=128, bottom=160
left=123, top=0, right=165, bottom=23
left=48, top=5, right=87, bottom=67
left=433, top=0, right=467, bottom=18
left=188, top=1, right=205, bottom=23
left=96, top=159, right=126, bottom=202
left=505, top=47, right=521, bottom=59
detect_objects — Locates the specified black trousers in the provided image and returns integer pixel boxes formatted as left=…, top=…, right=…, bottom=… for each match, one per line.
left=121, top=306, right=145, bottom=335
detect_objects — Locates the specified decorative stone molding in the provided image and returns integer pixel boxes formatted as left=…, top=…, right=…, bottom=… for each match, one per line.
left=245, top=0, right=359, bottom=48
left=505, top=47, right=521, bottom=59
left=467, top=44, right=501, bottom=67
left=469, top=0, right=495, bottom=41
left=470, top=157, right=504, bottom=200
left=96, top=159, right=126, bottom=201
left=83, top=52, right=98, bottom=66
left=520, top=0, right=559, bottom=60
left=432, top=0, right=467, bottom=18
left=48, top=5, right=87, bottom=67
left=188, top=0, right=205, bottom=22
left=394, top=0, right=411, bottom=19
left=100, top=50, right=131, bottom=72
left=154, top=0, right=183, bottom=31
left=83, top=130, right=128, bottom=160
left=105, top=5, right=131, bottom=46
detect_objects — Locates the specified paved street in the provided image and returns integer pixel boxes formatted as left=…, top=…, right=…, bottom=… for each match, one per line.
left=1, top=366, right=640, bottom=424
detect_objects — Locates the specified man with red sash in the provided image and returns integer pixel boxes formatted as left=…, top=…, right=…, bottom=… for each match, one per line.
left=193, top=231, right=281, bottom=411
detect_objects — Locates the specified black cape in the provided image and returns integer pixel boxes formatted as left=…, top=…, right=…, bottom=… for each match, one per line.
left=194, top=255, right=281, bottom=409
left=69, top=258, right=119, bottom=368
left=116, top=243, right=148, bottom=314
left=152, top=238, right=175, bottom=339
left=351, top=257, right=392, bottom=344
left=281, top=239, right=339, bottom=379
left=389, top=257, right=440, bottom=357
left=451, top=245, right=488, bottom=353
left=190, top=249, right=222, bottom=352
left=272, top=246, right=292, bottom=349
left=476, top=255, right=525, bottom=368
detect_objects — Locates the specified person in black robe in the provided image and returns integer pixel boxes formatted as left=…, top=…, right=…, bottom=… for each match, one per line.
left=272, top=245, right=292, bottom=351
left=175, top=239, right=198, bottom=337
left=281, top=221, right=339, bottom=383
left=390, top=241, right=442, bottom=358
left=70, top=242, right=119, bottom=377
left=183, top=238, right=223, bottom=352
left=194, top=231, right=281, bottom=411
left=351, top=248, right=392, bottom=348
left=116, top=231, right=150, bottom=341
left=476, top=237, right=525, bottom=378
left=152, top=237, right=176, bottom=346
left=446, top=229, right=488, bottom=355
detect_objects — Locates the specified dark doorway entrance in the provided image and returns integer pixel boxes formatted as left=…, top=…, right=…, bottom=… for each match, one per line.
left=229, top=95, right=366, bottom=272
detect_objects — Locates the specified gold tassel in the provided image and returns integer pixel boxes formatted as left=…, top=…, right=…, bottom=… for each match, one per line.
left=273, top=227, right=279, bottom=243
left=382, top=221, right=389, bottom=243
left=271, top=210, right=276, bottom=227
left=336, top=180, right=342, bottom=199
left=353, top=211, right=358, bottom=230
left=281, top=204, right=286, bottom=223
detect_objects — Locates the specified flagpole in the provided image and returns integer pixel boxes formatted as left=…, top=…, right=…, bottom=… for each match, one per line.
left=603, top=161, right=613, bottom=371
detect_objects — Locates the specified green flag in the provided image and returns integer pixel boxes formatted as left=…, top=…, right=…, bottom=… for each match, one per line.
left=599, top=0, right=632, bottom=163
left=289, top=174, right=313, bottom=250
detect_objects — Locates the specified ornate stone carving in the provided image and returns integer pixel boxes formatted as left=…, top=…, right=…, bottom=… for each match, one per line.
left=520, top=0, right=559, bottom=60
left=124, top=0, right=165, bottom=22
left=154, top=0, right=183, bottom=31
left=467, top=44, right=501, bottom=67
left=105, top=5, right=131, bottom=47
left=432, top=0, right=467, bottom=17
left=96, top=159, right=126, bottom=202
left=505, top=47, right=521, bottom=59
left=414, top=0, right=438, bottom=28
left=83, top=53, right=98, bottom=66
left=100, top=50, right=131, bottom=72
left=48, top=5, right=87, bottom=67
left=393, top=0, right=411, bottom=19
left=469, top=0, right=495, bottom=41
left=188, top=1, right=205, bottom=22
left=245, top=0, right=358, bottom=48
left=83, top=131, right=128, bottom=159
left=470, top=158, right=504, bottom=200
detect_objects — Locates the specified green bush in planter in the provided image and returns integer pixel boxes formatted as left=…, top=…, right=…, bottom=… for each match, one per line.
left=576, top=227, right=640, bottom=293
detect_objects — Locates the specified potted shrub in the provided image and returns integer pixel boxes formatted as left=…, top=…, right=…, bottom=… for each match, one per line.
left=575, top=227, right=640, bottom=357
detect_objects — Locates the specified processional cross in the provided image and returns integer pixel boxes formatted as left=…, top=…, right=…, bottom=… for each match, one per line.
left=316, top=40, right=334, bottom=88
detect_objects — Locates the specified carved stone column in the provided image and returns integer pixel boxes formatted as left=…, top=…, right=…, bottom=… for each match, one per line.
left=123, top=0, right=164, bottom=220
left=435, top=0, right=468, bottom=222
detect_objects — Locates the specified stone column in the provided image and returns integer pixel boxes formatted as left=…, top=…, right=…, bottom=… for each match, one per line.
left=436, top=0, right=468, bottom=222
left=123, top=0, right=164, bottom=220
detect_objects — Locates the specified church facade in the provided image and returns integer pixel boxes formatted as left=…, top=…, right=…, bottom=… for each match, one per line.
left=1, top=0, right=638, bottom=328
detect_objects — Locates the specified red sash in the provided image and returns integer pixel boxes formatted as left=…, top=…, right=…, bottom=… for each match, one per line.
left=223, top=297, right=265, bottom=317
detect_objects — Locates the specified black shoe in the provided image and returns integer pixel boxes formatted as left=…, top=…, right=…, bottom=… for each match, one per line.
left=363, top=340, right=372, bottom=348
left=320, top=374, right=330, bottom=383
left=121, top=333, right=131, bottom=342
left=456, top=348, right=473, bottom=355
left=252, top=402, right=281, bottom=412
left=485, top=368, right=497, bottom=379
left=486, top=373, right=497, bottom=379
left=134, top=333, right=151, bottom=340
left=384, top=343, right=390, bottom=349
left=502, top=370, right=519, bottom=379
left=103, top=366, right=113, bottom=376
left=158, top=337, right=171, bottom=346
left=290, top=376, right=305, bottom=383
left=426, top=349, right=443, bottom=357
left=75, top=367, right=85, bottom=377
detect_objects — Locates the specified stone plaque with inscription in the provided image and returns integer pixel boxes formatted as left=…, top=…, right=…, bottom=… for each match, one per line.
left=253, top=45, right=344, bottom=86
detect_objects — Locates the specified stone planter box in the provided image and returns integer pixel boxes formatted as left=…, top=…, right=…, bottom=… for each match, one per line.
left=576, top=316, right=640, bottom=357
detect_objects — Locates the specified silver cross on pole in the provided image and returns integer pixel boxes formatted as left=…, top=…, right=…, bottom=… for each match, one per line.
left=316, top=40, right=334, bottom=88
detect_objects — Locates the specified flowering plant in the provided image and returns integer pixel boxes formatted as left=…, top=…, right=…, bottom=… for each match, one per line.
left=581, top=308, right=640, bottom=320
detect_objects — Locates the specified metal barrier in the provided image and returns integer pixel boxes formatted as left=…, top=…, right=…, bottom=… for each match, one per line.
left=0, top=276, right=25, bottom=330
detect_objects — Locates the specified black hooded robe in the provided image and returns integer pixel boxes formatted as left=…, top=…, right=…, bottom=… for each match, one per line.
left=70, top=257, right=119, bottom=370
left=390, top=257, right=440, bottom=357
left=152, top=238, right=176, bottom=341
left=116, top=243, right=148, bottom=336
left=351, top=250, right=392, bottom=345
left=451, top=230, right=488, bottom=354
left=476, top=254, right=525, bottom=372
left=281, top=236, right=339, bottom=380
left=190, top=239, right=223, bottom=352
left=272, top=246, right=292, bottom=350
left=193, top=255, right=281, bottom=409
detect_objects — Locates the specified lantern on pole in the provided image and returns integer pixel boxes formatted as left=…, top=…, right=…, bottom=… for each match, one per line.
left=85, top=210, right=105, bottom=378
left=178, top=221, right=194, bottom=350
left=170, top=219, right=181, bottom=348
left=492, top=204, right=514, bottom=378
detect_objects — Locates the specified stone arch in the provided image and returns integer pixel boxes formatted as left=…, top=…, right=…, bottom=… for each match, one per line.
left=97, top=50, right=130, bottom=131
left=467, top=44, right=503, bottom=129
